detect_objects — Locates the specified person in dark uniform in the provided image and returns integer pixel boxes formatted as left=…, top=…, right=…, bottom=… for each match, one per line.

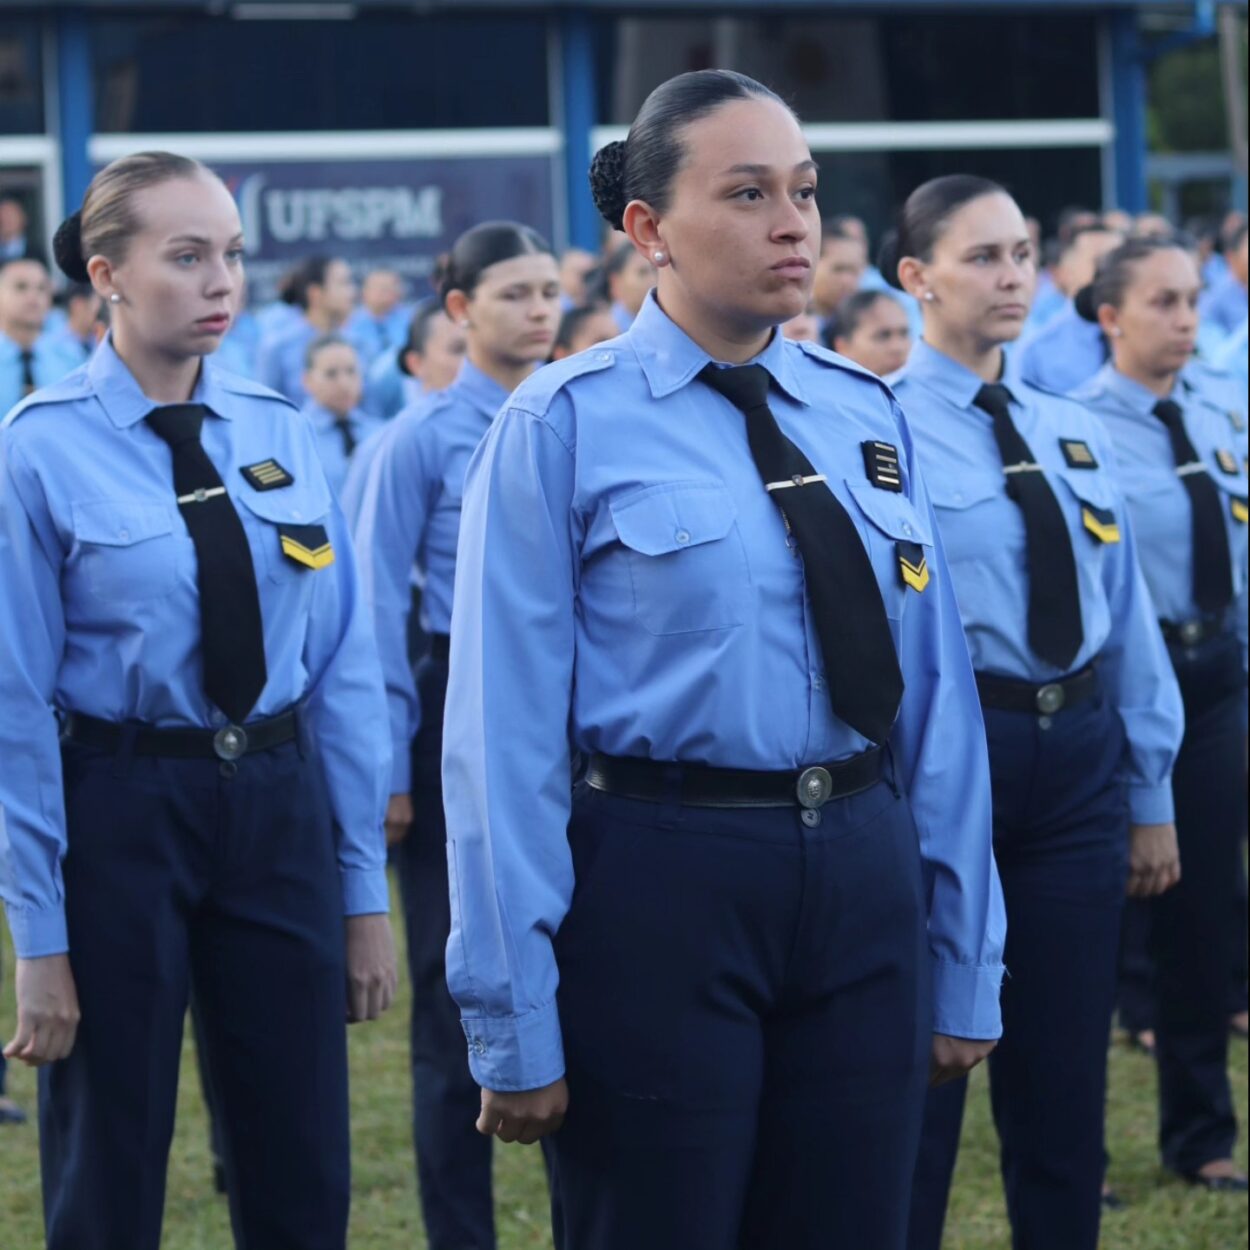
left=441, top=70, right=1005, bottom=1250
left=0, top=151, right=398, bottom=1250
left=352, top=221, right=561, bottom=1250
left=1073, top=236, right=1249, bottom=1192
left=885, top=177, right=1184, bottom=1250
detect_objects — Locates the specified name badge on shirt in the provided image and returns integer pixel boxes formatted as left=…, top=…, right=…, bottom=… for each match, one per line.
left=1231, top=496, right=1249, bottom=526
left=1080, top=501, right=1121, bottom=544
left=896, top=540, right=930, bottom=592
left=241, top=459, right=294, bottom=491
left=1215, top=448, right=1240, bottom=476
left=1060, top=439, right=1098, bottom=469
left=278, top=522, right=335, bottom=570
left=862, top=441, right=902, bottom=492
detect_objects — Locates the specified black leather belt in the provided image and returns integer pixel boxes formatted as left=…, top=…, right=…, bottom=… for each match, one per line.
left=428, top=633, right=451, bottom=661
left=586, top=747, right=885, bottom=810
left=975, top=666, right=1098, bottom=716
left=62, top=708, right=298, bottom=761
left=1159, top=616, right=1226, bottom=647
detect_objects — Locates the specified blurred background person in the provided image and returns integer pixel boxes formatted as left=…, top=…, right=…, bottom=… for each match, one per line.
left=345, top=268, right=408, bottom=369
left=1134, top=211, right=1176, bottom=239
left=827, top=289, right=913, bottom=377
left=301, top=336, right=381, bottom=496
left=551, top=302, right=619, bottom=359
left=256, top=254, right=357, bottom=403
left=810, top=219, right=867, bottom=329
left=0, top=257, right=81, bottom=414
left=0, top=195, right=37, bottom=263
left=601, top=240, right=655, bottom=330
left=558, top=247, right=598, bottom=310
left=1199, top=218, right=1248, bottom=337
left=780, top=304, right=822, bottom=343
left=48, top=283, right=103, bottom=366
left=362, top=298, right=466, bottom=420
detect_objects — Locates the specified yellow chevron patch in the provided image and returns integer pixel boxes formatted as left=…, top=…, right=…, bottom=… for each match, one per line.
left=1082, top=506, right=1121, bottom=544
left=896, top=540, right=930, bottom=592
left=280, top=535, right=335, bottom=569
left=1232, top=497, right=1249, bottom=525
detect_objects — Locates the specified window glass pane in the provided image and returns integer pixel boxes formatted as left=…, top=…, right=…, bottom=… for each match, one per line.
left=0, top=18, right=44, bottom=135
left=93, top=14, right=550, bottom=133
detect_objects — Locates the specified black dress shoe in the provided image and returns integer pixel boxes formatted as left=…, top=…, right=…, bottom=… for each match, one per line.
left=0, top=1102, right=27, bottom=1126
left=1181, top=1171, right=1249, bottom=1192
left=1100, top=1187, right=1126, bottom=1210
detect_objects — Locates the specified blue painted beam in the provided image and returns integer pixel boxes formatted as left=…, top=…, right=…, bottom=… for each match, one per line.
left=559, top=9, right=599, bottom=251
left=56, top=10, right=94, bottom=214
left=1108, top=9, right=1147, bottom=212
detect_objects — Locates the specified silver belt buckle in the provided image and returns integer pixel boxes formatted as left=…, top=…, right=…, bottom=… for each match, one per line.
left=213, top=725, right=248, bottom=761
left=1178, top=619, right=1203, bottom=645
left=797, top=766, right=833, bottom=809
left=1035, top=683, right=1065, bottom=715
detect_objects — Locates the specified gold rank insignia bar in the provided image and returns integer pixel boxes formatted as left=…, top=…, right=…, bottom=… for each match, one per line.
left=277, top=522, right=335, bottom=570
left=241, top=459, right=295, bottom=491
left=1232, top=496, right=1249, bottom=525
left=896, top=540, right=929, bottom=592
left=862, top=440, right=903, bottom=492
left=1080, top=502, right=1121, bottom=544
left=1060, top=439, right=1099, bottom=469
left=1215, top=448, right=1240, bottom=476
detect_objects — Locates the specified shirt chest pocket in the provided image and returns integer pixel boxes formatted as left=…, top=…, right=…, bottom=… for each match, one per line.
left=236, top=487, right=334, bottom=584
left=843, top=482, right=934, bottom=621
left=609, top=482, right=749, bottom=635
left=1052, top=471, right=1123, bottom=548
left=71, top=500, right=180, bottom=603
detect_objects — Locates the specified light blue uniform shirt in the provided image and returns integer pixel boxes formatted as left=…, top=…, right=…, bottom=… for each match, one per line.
left=353, top=360, right=507, bottom=794
left=0, top=331, right=82, bottom=417
left=1017, top=300, right=1107, bottom=394
left=1198, top=273, right=1248, bottom=337
left=442, top=293, right=1006, bottom=1091
left=0, top=336, right=393, bottom=958
left=255, top=316, right=320, bottom=405
left=858, top=267, right=924, bottom=337
left=301, top=401, right=383, bottom=498
left=362, top=348, right=423, bottom=420
left=1023, top=270, right=1067, bottom=335
left=1072, top=363, right=1249, bottom=679
left=344, top=305, right=410, bottom=369
left=1212, top=317, right=1248, bottom=392
left=891, top=341, right=1183, bottom=826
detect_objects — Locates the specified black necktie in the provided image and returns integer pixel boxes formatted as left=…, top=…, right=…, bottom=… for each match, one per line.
left=1152, top=399, right=1233, bottom=614
left=700, top=364, right=903, bottom=744
left=19, top=348, right=35, bottom=397
left=333, top=415, right=357, bottom=458
left=974, top=383, right=1084, bottom=670
left=146, top=404, right=268, bottom=723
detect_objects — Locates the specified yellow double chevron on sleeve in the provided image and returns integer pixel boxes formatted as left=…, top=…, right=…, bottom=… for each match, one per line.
left=1081, top=503, right=1121, bottom=544
left=896, top=540, right=930, bottom=592
left=277, top=522, right=335, bottom=570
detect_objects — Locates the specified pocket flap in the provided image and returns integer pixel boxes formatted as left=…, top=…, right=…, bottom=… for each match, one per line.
left=610, top=482, right=737, bottom=557
left=845, top=481, right=933, bottom=546
left=237, top=484, right=332, bottom=526
left=71, top=500, right=174, bottom=547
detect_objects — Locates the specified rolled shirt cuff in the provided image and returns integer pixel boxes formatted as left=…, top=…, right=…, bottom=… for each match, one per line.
left=931, top=955, right=1004, bottom=1041
left=5, top=901, right=69, bottom=960
left=1127, top=781, right=1175, bottom=827
left=461, top=999, right=566, bottom=1093
left=340, top=865, right=390, bottom=917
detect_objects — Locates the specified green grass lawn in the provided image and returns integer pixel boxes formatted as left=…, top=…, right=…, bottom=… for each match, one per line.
left=1, top=878, right=1246, bottom=1249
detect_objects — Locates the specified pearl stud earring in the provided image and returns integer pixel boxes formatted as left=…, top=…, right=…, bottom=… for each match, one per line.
left=109, top=293, right=121, bottom=304
left=923, top=292, right=935, bottom=302
left=653, top=250, right=666, bottom=265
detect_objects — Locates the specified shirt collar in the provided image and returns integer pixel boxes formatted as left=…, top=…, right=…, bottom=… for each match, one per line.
left=303, top=401, right=360, bottom=431
left=628, top=290, right=808, bottom=405
left=903, top=338, right=1017, bottom=412
left=1090, top=361, right=1178, bottom=416
left=87, top=332, right=233, bottom=428
left=449, top=357, right=510, bottom=420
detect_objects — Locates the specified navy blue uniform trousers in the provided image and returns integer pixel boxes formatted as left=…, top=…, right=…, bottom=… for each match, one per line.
left=908, top=685, right=1128, bottom=1250
left=548, top=769, right=931, bottom=1250
left=39, top=730, right=350, bottom=1250
left=393, top=653, right=495, bottom=1250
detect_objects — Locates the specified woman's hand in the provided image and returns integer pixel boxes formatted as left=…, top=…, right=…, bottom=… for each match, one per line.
left=1127, top=822, right=1181, bottom=898
left=384, top=792, right=413, bottom=846
left=477, top=1078, right=569, bottom=1144
left=3, top=954, right=80, bottom=1066
left=930, top=1034, right=996, bottom=1087
left=345, top=914, right=398, bottom=1022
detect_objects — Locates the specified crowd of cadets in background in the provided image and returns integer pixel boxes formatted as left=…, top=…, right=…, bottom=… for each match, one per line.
left=2, top=193, right=1247, bottom=438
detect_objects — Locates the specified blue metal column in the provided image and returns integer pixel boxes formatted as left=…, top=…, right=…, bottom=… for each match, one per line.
left=1108, top=9, right=1147, bottom=212
left=56, top=9, right=94, bottom=214
left=560, top=11, right=600, bottom=251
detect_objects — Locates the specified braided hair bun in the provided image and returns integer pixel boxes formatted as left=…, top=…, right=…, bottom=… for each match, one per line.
left=52, top=211, right=91, bottom=284
left=589, top=141, right=629, bottom=232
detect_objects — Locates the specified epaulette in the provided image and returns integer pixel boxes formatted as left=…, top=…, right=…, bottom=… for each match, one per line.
left=507, top=345, right=619, bottom=416
left=2, top=367, right=92, bottom=428
left=214, top=368, right=301, bottom=412
left=795, top=339, right=897, bottom=400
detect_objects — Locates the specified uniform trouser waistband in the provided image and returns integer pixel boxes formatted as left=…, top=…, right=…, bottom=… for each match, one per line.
left=585, top=746, right=885, bottom=810
left=61, top=707, right=299, bottom=761
left=974, top=664, right=1098, bottom=715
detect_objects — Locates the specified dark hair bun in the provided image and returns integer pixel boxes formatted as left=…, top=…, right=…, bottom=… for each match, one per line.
left=1073, top=283, right=1099, bottom=323
left=53, top=211, right=90, bottom=284
left=589, top=140, right=629, bottom=231
left=876, top=229, right=906, bottom=291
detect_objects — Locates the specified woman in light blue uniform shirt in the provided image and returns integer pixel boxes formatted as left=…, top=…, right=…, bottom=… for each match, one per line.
left=299, top=335, right=381, bottom=497
left=885, top=177, right=1184, bottom=1250
left=441, top=71, right=1005, bottom=1250
left=0, top=152, right=397, bottom=1250
left=1072, top=237, right=1249, bottom=1192
left=352, top=221, right=560, bottom=1250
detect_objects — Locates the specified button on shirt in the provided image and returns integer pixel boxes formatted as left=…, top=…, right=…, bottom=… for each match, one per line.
left=1017, top=300, right=1107, bottom=395
left=352, top=360, right=507, bottom=793
left=442, top=293, right=1005, bottom=1092
left=1072, top=363, right=1250, bottom=679
left=0, top=330, right=83, bottom=417
left=0, top=335, right=392, bottom=958
left=301, top=401, right=383, bottom=497
left=891, top=341, right=1183, bottom=826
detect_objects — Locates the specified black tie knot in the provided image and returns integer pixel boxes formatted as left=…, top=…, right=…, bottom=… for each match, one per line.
left=1152, top=399, right=1184, bottom=431
left=973, top=383, right=1015, bottom=422
left=699, top=363, right=772, bottom=413
left=147, top=403, right=208, bottom=448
